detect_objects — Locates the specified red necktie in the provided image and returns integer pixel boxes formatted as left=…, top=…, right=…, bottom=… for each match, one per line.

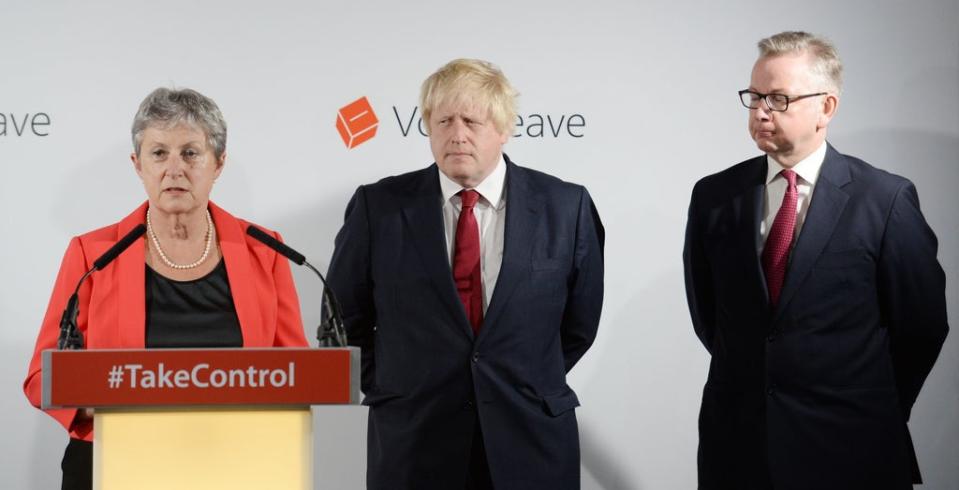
left=762, top=169, right=798, bottom=306
left=453, top=190, right=484, bottom=334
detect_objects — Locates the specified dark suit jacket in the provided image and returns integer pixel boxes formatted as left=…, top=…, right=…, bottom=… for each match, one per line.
left=683, top=144, right=948, bottom=490
left=24, top=201, right=308, bottom=441
left=327, top=155, right=604, bottom=490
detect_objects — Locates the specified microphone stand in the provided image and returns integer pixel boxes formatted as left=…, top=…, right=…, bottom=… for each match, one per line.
left=57, top=224, right=147, bottom=350
left=57, top=269, right=94, bottom=350
left=244, top=225, right=348, bottom=348
left=303, top=261, right=348, bottom=348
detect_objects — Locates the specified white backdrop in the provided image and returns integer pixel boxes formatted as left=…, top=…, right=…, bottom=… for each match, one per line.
left=2, top=1, right=957, bottom=488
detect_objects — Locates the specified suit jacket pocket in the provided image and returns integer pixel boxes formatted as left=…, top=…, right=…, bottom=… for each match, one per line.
left=361, top=389, right=404, bottom=407
left=519, top=385, right=580, bottom=416
left=531, top=256, right=569, bottom=271
left=813, top=249, right=871, bottom=270
left=542, top=387, right=581, bottom=416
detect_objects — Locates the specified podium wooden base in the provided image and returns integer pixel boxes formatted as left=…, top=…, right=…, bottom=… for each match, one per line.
left=93, top=407, right=312, bottom=490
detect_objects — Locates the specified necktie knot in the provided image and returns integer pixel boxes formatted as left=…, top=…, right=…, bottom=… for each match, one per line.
left=781, top=169, right=798, bottom=188
left=459, top=189, right=480, bottom=209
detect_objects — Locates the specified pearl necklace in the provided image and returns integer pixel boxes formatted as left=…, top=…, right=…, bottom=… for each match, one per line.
left=146, top=208, right=215, bottom=270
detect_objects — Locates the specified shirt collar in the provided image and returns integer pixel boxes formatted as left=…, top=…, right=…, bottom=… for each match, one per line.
left=438, top=154, right=507, bottom=208
left=765, top=140, right=827, bottom=185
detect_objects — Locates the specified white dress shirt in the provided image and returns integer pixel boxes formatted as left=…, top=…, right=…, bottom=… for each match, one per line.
left=439, top=155, right=507, bottom=313
left=760, top=141, right=827, bottom=253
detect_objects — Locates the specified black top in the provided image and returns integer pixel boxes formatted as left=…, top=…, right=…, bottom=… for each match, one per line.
left=144, top=259, right=243, bottom=348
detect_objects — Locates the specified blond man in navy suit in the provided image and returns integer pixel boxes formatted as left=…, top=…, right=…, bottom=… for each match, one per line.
left=328, top=59, right=604, bottom=490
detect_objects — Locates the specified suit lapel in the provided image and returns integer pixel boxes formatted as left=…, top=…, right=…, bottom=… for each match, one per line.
left=400, top=165, right=474, bottom=340
left=773, top=144, right=851, bottom=322
left=116, top=202, right=148, bottom=348
left=720, top=157, right=770, bottom=309
left=212, top=201, right=265, bottom=346
left=479, top=160, right=541, bottom=341
left=744, top=160, right=770, bottom=309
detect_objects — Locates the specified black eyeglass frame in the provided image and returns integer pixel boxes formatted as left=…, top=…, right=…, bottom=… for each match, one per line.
left=738, top=90, right=827, bottom=112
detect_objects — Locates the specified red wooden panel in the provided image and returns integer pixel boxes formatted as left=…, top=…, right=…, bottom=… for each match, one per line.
left=42, top=348, right=358, bottom=408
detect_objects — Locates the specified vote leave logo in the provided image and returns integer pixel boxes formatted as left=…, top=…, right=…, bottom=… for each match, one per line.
left=334, top=95, right=588, bottom=150
left=336, top=96, right=379, bottom=149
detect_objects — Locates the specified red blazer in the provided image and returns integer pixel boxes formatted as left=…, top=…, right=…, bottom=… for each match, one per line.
left=24, top=201, right=308, bottom=441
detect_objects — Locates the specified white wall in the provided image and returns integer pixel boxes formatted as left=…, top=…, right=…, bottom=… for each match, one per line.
left=2, top=1, right=956, bottom=488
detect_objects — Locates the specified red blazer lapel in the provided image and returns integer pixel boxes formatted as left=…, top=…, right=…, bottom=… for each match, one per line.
left=110, top=202, right=148, bottom=348
left=210, top=201, right=265, bottom=346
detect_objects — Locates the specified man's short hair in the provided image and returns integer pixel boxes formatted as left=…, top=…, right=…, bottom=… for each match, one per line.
left=420, top=58, right=518, bottom=136
left=758, top=31, right=843, bottom=95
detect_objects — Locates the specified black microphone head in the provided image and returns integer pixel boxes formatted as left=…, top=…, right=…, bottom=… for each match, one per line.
left=93, top=223, right=147, bottom=270
left=246, top=225, right=306, bottom=265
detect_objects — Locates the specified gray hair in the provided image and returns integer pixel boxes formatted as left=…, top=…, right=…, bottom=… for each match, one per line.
left=757, top=31, right=843, bottom=95
left=131, top=87, right=227, bottom=158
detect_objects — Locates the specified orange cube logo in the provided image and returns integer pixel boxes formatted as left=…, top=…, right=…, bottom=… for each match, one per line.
left=336, top=96, right=379, bottom=149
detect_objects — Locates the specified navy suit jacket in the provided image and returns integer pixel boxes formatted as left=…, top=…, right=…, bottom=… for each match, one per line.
left=327, top=155, right=604, bottom=490
left=683, top=143, right=948, bottom=490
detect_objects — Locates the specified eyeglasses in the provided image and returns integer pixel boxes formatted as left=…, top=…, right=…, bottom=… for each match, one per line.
left=738, top=90, right=826, bottom=112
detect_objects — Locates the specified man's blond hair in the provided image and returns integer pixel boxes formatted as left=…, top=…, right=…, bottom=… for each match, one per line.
left=420, top=58, right=518, bottom=135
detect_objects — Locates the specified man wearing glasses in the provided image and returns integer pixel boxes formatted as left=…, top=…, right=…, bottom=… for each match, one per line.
left=683, top=31, right=948, bottom=489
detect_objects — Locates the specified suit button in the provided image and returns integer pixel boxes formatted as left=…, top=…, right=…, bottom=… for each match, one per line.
left=767, top=334, right=776, bottom=342
left=472, top=352, right=480, bottom=363
left=767, top=384, right=777, bottom=395
left=464, top=400, right=474, bottom=410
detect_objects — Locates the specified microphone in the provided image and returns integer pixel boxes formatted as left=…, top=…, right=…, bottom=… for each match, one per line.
left=93, top=224, right=148, bottom=270
left=58, top=224, right=147, bottom=350
left=245, top=226, right=347, bottom=347
left=246, top=225, right=306, bottom=265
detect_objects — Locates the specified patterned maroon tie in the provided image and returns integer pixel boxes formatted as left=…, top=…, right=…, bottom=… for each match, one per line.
left=762, top=169, right=798, bottom=306
left=453, top=190, right=483, bottom=334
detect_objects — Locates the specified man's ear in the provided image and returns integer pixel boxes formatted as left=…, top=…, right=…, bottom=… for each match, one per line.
left=818, top=94, right=839, bottom=130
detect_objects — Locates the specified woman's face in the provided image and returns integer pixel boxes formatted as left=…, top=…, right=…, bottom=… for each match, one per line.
left=132, top=123, right=224, bottom=217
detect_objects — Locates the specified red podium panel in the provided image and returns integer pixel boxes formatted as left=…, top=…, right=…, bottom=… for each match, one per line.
left=41, top=347, right=359, bottom=409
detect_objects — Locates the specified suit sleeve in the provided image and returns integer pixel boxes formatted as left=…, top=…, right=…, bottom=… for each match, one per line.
left=326, top=186, right=377, bottom=392
left=270, top=231, right=309, bottom=347
left=684, top=182, right=716, bottom=354
left=560, top=188, right=605, bottom=372
left=23, top=237, right=91, bottom=438
left=878, top=181, right=949, bottom=419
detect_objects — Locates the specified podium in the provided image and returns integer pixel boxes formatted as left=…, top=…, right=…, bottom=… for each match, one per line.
left=42, top=348, right=359, bottom=490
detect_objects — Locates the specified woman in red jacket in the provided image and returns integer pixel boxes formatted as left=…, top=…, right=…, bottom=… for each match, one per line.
left=23, top=87, right=309, bottom=490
